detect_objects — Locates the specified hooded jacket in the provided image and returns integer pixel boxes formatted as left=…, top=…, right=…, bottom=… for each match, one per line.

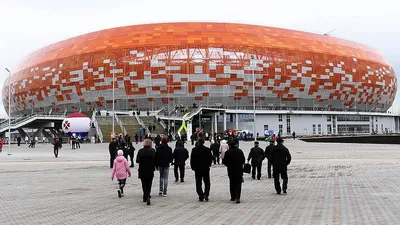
left=111, top=151, right=131, bottom=180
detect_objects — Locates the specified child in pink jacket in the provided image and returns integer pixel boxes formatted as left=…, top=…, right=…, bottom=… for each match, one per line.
left=111, top=150, right=132, bottom=198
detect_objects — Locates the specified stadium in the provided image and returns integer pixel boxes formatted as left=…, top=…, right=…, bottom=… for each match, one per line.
left=1, top=22, right=399, bottom=141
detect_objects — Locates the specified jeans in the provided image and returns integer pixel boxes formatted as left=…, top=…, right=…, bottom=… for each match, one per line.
left=159, top=166, right=169, bottom=194
left=195, top=170, right=210, bottom=199
left=273, top=169, right=288, bottom=193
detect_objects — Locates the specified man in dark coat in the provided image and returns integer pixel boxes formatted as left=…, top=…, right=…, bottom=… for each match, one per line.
left=154, top=134, right=161, bottom=148
left=173, top=141, right=189, bottom=182
left=270, top=138, right=291, bottom=194
left=222, top=140, right=245, bottom=204
left=127, top=142, right=135, bottom=167
left=136, top=139, right=156, bottom=205
left=155, top=137, right=173, bottom=196
left=190, top=134, right=195, bottom=146
left=190, top=138, right=213, bottom=202
left=248, top=141, right=265, bottom=180
left=17, top=136, right=21, bottom=146
left=210, top=140, right=221, bottom=165
left=264, top=140, right=275, bottom=178
left=109, top=138, right=118, bottom=168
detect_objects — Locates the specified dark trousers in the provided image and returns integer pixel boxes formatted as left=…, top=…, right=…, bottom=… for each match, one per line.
left=195, top=170, right=210, bottom=199
left=273, top=169, right=288, bottom=193
left=110, top=155, right=115, bottom=168
left=251, top=163, right=262, bottom=179
left=118, top=179, right=126, bottom=194
left=267, top=161, right=272, bottom=178
left=174, top=164, right=185, bottom=181
left=128, top=153, right=134, bottom=167
left=54, top=148, right=59, bottom=158
left=141, top=178, right=153, bottom=201
left=213, top=154, right=220, bottom=165
left=17, top=141, right=21, bottom=146
left=229, top=176, right=242, bottom=200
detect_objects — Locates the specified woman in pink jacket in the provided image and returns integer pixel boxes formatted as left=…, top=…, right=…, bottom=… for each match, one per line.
left=219, top=140, right=229, bottom=160
left=111, top=150, right=132, bottom=198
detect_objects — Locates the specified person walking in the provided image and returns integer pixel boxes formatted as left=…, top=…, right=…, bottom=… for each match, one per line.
left=0, top=138, right=4, bottom=153
left=136, top=139, right=156, bottom=205
left=190, top=138, right=213, bottom=202
left=219, top=140, right=229, bottom=160
left=292, top=131, right=296, bottom=140
left=247, top=141, right=265, bottom=180
left=58, top=136, right=63, bottom=150
left=190, top=133, right=195, bottom=146
left=173, top=141, right=189, bottom=182
left=134, top=134, right=139, bottom=144
left=154, top=134, right=161, bottom=148
left=53, top=136, right=60, bottom=158
left=210, top=140, right=221, bottom=165
left=109, top=138, right=118, bottom=168
left=17, top=136, right=21, bottom=146
left=111, top=150, right=132, bottom=198
left=139, top=134, right=143, bottom=142
left=155, top=137, right=173, bottom=197
left=222, top=140, right=245, bottom=204
left=270, top=138, right=291, bottom=194
left=127, top=142, right=135, bottom=168
left=264, top=139, right=275, bottom=178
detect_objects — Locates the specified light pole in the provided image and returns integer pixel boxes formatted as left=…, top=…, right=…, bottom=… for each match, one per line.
left=110, top=61, right=116, bottom=137
left=251, top=55, right=256, bottom=141
left=5, top=68, right=11, bottom=149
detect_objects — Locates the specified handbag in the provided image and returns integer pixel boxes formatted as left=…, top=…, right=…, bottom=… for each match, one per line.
left=243, top=163, right=251, bottom=174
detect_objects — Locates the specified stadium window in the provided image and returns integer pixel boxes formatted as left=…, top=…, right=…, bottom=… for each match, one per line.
left=279, top=125, right=283, bottom=134
left=278, top=114, right=282, bottom=122
left=318, top=124, right=321, bottom=134
left=327, top=116, right=331, bottom=121
left=313, top=124, right=316, bottom=134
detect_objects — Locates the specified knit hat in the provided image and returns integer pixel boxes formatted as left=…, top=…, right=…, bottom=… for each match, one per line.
left=117, top=150, right=123, bottom=156
left=161, top=137, right=168, bottom=143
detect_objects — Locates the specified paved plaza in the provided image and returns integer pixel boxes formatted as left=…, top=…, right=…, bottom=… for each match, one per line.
left=1, top=140, right=400, bottom=225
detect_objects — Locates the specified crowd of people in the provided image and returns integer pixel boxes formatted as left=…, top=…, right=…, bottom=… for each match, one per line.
left=109, top=132, right=292, bottom=206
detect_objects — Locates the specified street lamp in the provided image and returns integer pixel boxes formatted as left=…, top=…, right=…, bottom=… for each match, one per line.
left=110, top=61, right=116, bottom=136
left=5, top=68, right=11, bottom=149
left=251, top=55, right=256, bottom=141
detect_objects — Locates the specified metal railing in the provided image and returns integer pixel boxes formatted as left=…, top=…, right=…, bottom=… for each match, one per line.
left=92, top=111, right=103, bottom=143
left=115, top=114, right=127, bottom=135
left=135, top=114, right=150, bottom=134
left=0, top=114, right=66, bottom=130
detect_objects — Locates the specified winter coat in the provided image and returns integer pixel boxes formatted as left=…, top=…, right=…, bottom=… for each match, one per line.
left=265, top=144, right=274, bottom=160
left=155, top=143, right=173, bottom=167
left=136, top=147, right=156, bottom=179
left=111, top=156, right=131, bottom=180
left=173, top=147, right=189, bottom=166
left=109, top=141, right=118, bottom=156
left=219, top=141, right=229, bottom=159
left=210, top=142, right=220, bottom=156
left=222, top=147, right=245, bottom=178
left=248, top=146, right=265, bottom=165
left=190, top=145, right=213, bottom=172
left=270, top=143, right=291, bottom=171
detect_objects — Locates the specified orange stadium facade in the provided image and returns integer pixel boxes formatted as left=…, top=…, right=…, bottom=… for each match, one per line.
left=2, top=22, right=397, bottom=115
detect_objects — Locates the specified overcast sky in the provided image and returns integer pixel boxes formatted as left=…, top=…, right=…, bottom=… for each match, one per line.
left=0, top=0, right=399, bottom=117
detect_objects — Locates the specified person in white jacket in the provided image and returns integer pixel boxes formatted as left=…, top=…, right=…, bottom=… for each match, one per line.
left=219, top=140, right=229, bottom=160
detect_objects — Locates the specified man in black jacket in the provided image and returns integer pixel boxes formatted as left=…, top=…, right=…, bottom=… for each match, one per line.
left=109, top=138, right=118, bottom=168
left=155, top=137, right=173, bottom=197
left=173, top=141, right=189, bottom=182
left=270, top=138, right=291, bottom=194
left=136, top=139, right=156, bottom=205
left=154, top=134, right=162, bottom=148
left=210, top=140, right=221, bottom=165
left=222, top=140, right=245, bottom=204
left=264, top=140, right=275, bottom=178
left=190, top=138, right=213, bottom=202
left=248, top=141, right=265, bottom=180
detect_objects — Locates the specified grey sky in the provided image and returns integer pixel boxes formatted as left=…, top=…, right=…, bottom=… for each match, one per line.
left=0, top=0, right=399, bottom=117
